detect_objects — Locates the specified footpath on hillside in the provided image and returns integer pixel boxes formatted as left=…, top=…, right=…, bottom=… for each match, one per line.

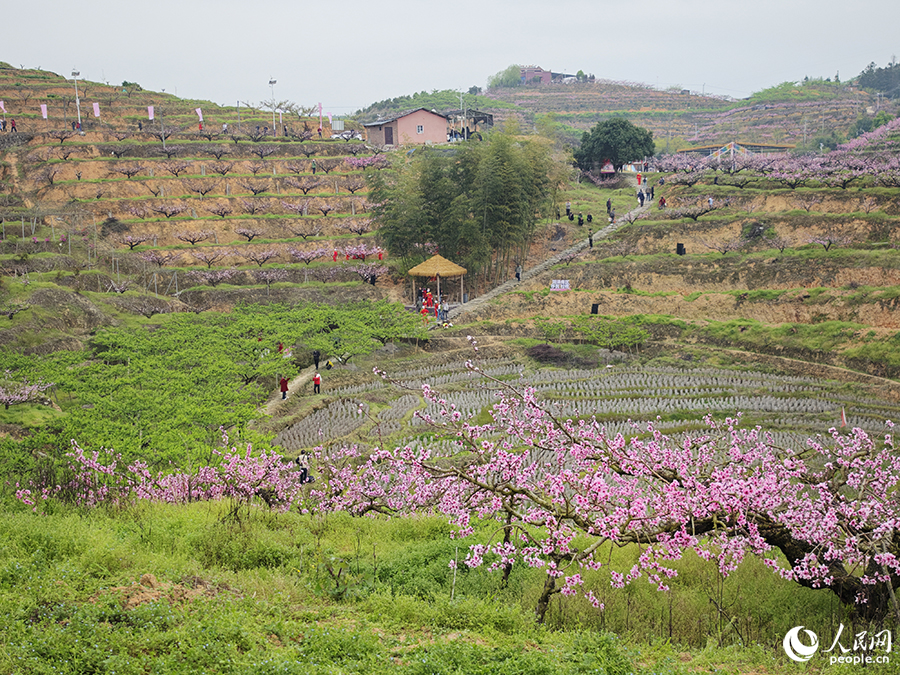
left=263, top=365, right=317, bottom=416
left=447, top=194, right=651, bottom=323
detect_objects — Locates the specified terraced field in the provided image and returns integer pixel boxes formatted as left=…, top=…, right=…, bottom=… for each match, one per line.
left=261, top=353, right=899, bottom=458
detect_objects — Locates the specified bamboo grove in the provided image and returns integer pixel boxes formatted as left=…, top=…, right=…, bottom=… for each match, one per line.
left=367, top=131, right=568, bottom=289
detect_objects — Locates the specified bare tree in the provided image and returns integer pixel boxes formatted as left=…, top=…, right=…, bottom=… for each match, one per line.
left=207, top=203, right=233, bottom=218
left=100, top=144, right=133, bottom=159
left=245, top=128, right=267, bottom=143
left=247, top=161, right=269, bottom=176
left=792, top=194, right=824, bottom=213
left=699, top=237, right=746, bottom=255
left=235, top=226, right=265, bottom=241
left=807, top=232, right=852, bottom=252
left=240, top=199, right=269, bottom=215
left=196, top=127, right=217, bottom=142
left=55, top=146, right=79, bottom=161
left=317, top=158, right=341, bottom=174
left=110, top=164, right=146, bottom=180
left=111, top=131, right=132, bottom=142
left=238, top=248, right=281, bottom=266
left=181, top=179, right=219, bottom=197
left=150, top=204, right=189, bottom=219
left=281, top=200, right=310, bottom=216
left=317, top=204, right=335, bottom=217
left=284, top=177, right=321, bottom=195
left=284, top=160, right=305, bottom=175
left=297, top=144, right=317, bottom=158
left=161, top=160, right=191, bottom=177
left=191, top=249, right=228, bottom=268
left=138, top=250, right=181, bottom=267
left=859, top=196, right=879, bottom=214
left=762, top=235, right=793, bottom=253
left=343, top=176, right=367, bottom=194
left=149, top=126, right=176, bottom=144
left=106, top=279, right=131, bottom=294
left=205, top=145, right=230, bottom=160
left=208, top=161, right=234, bottom=176
left=281, top=219, right=321, bottom=239
left=119, top=234, right=152, bottom=250
left=48, top=129, right=77, bottom=144
left=36, top=166, right=62, bottom=186
left=345, top=144, right=366, bottom=156
left=250, top=144, right=277, bottom=160
left=156, top=145, right=184, bottom=159
left=251, top=268, right=289, bottom=295
left=175, top=230, right=214, bottom=245
left=239, top=179, right=270, bottom=195
left=340, top=217, right=373, bottom=235
left=142, top=182, right=163, bottom=197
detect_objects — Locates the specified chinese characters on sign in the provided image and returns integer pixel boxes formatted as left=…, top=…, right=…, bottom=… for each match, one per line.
left=549, top=280, right=570, bottom=291
left=784, top=624, right=892, bottom=666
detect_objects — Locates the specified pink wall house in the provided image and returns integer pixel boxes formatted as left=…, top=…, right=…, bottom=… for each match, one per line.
left=363, top=108, right=449, bottom=146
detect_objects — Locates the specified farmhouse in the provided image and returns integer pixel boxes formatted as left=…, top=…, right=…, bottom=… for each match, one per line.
left=363, top=108, right=449, bottom=146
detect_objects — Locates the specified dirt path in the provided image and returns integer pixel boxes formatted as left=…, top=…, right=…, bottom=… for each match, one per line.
left=448, top=197, right=651, bottom=323
left=262, top=365, right=317, bottom=416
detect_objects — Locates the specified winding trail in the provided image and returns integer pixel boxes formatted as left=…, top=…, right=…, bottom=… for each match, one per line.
left=262, top=365, right=317, bottom=416
left=447, top=197, right=651, bottom=322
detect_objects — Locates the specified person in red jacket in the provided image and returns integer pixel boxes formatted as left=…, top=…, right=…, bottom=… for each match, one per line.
left=280, top=376, right=289, bottom=399
left=332, top=250, right=338, bottom=262
left=313, top=372, right=321, bottom=394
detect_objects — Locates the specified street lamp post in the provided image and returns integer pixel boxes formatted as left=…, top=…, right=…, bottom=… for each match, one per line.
left=269, top=78, right=277, bottom=136
left=71, top=70, right=82, bottom=132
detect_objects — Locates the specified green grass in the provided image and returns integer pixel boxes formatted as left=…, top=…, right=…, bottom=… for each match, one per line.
left=0, top=500, right=882, bottom=674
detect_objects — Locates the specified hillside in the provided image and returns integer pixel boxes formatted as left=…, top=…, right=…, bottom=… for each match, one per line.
left=2, top=63, right=900, bottom=673
left=0, top=64, right=404, bottom=352
left=358, top=78, right=896, bottom=151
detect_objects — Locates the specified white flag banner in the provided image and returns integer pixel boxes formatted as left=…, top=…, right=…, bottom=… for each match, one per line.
left=148, top=105, right=154, bottom=120
left=40, top=104, right=48, bottom=119
left=92, top=102, right=100, bottom=117
left=194, top=107, right=203, bottom=122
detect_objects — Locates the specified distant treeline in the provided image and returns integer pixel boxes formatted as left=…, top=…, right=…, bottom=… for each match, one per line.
left=857, top=60, right=900, bottom=98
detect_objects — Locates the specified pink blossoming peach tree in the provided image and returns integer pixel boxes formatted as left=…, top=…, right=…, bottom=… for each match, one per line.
left=15, top=343, right=900, bottom=624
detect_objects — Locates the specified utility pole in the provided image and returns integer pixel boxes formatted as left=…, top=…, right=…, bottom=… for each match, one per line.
left=71, top=70, right=82, bottom=132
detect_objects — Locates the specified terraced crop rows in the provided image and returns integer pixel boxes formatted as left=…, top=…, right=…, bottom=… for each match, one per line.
left=276, top=360, right=896, bottom=452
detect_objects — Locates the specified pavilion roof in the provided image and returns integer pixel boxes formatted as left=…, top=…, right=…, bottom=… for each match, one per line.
left=407, top=254, right=467, bottom=278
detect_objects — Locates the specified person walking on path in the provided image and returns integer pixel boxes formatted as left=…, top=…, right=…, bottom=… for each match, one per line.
left=10, top=119, right=16, bottom=133
left=515, top=263, right=523, bottom=282
left=280, top=376, right=289, bottom=400
left=588, top=230, right=593, bottom=248
left=606, top=197, right=612, bottom=214
left=312, top=350, right=321, bottom=370
left=311, top=159, right=317, bottom=175
left=312, top=372, right=321, bottom=394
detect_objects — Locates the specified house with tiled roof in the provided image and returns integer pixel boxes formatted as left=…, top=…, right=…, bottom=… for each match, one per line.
left=362, top=108, right=449, bottom=146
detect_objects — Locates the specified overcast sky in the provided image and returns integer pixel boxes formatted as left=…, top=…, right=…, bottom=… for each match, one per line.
left=6, top=0, right=898, bottom=115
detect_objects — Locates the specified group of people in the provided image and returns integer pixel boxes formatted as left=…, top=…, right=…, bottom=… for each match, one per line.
left=636, top=185, right=655, bottom=207
left=417, top=287, right=449, bottom=323
left=277, top=347, right=335, bottom=401
left=1, top=119, right=17, bottom=132
left=564, top=202, right=594, bottom=227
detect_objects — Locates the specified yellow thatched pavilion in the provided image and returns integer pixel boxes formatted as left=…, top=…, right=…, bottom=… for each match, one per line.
left=406, top=254, right=467, bottom=304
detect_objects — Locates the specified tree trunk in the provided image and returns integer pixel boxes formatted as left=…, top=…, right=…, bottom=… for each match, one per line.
left=535, top=572, right=557, bottom=623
